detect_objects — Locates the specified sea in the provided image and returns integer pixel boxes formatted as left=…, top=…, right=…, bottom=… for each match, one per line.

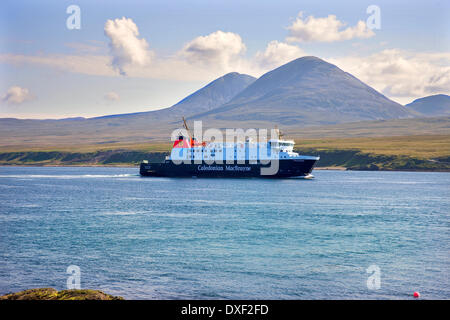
left=0, top=166, right=448, bottom=299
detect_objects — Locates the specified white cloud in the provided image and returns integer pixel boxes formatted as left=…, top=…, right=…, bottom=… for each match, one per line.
left=104, top=91, right=120, bottom=102
left=2, top=86, right=33, bottom=104
left=255, top=41, right=305, bottom=70
left=65, top=41, right=106, bottom=54
left=0, top=53, right=115, bottom=77
left=0, top=52, right=221, bottom=81
left=0, top=25, right=262, bottom=81
left=104, top=17, right=152, bottom=75
left=180, top=30, right=246, bottom=71
left=286, top=12, right=375, bottom=43
left=329, top=49, right=450, bottom=104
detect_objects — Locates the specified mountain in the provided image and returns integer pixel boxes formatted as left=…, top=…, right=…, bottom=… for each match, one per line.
left=405, top=94, right=450, bottom=117
left=191, top=56, right=413, bottom=125
left=2, top=56, right=445, bottom=149
left=170, top=72, right=256, bottom=115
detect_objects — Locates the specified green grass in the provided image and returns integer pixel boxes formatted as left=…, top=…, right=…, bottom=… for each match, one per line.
left=1, top=116, right=448, bottom=151
left=0, top=135, right=449, bottom=171
left=294, top=135, right=450, bottom=159
left=293, top=135, right=450, bottom=171
left=0, top=142, right=172, bottom=153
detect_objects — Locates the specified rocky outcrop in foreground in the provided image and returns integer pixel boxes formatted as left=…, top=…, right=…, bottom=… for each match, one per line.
left=0, top=288, right=124, bottom=300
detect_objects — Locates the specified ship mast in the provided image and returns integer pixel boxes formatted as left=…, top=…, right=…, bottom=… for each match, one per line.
left=182, top=116, right=192, bottom=139
left=274, top=125, right=284, bottom=140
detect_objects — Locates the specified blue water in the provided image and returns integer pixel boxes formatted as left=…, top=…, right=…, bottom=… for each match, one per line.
left=0, top=166, right=448, bottom=299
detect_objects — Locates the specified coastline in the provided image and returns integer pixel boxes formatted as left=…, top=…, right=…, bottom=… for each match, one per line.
left=0, top=288, right=124, bottom=300
left=0, top=134, right=448, bottom=172
left=0, top=164, right=136, bottom=168
left=1, top=163, right=449, bottom=173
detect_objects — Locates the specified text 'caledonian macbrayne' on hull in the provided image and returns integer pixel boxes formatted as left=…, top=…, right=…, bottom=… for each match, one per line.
left=140, top=121, right=320, bottom=178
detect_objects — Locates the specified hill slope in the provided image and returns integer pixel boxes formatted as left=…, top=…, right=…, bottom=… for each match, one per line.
left=406, top=94, right=450, bottom=117
left=91, top=72, right=256, bottom=123
left=0, top=72, right=257, bottom=147
left=169, top=72, right=256, bottom=115
left=192, top=56, right=413, bottom=125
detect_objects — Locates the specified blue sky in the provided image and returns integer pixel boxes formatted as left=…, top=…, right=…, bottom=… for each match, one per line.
left=0, top=0, right=449, bottom=118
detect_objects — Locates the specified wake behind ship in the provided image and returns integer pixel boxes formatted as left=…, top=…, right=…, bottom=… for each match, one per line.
left=140, top=123, right=319, bottom=178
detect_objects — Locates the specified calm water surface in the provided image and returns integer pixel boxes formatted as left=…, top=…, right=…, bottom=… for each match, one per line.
left=0, top=166, right=448, bottom=299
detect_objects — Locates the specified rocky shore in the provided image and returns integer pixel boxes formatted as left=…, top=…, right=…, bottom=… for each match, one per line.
left=0, top=288, right=124, bottom=300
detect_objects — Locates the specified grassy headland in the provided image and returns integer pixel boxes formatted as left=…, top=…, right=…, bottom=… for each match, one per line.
left=295, top=134, right=450, bottom=171
left=0, top=134, right=449, bottom=171
left=0, top=288, right=124, bottom=300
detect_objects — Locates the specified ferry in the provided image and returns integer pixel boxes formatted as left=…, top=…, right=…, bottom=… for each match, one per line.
left=140, top=120, right=320, bottom=178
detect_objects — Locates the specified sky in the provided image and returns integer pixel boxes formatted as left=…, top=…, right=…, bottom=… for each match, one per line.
left=0, top=0, right=449, bottom=119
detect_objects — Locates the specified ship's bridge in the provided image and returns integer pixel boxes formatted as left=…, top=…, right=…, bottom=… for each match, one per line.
left=268, top=139, right=295, bottom=152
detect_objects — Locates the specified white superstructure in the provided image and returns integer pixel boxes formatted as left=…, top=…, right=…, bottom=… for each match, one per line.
left=169, top=138, right=319, bottom=163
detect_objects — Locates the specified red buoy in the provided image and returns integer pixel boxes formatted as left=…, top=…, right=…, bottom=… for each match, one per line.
left=413, top=291, right=420, bottom=298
